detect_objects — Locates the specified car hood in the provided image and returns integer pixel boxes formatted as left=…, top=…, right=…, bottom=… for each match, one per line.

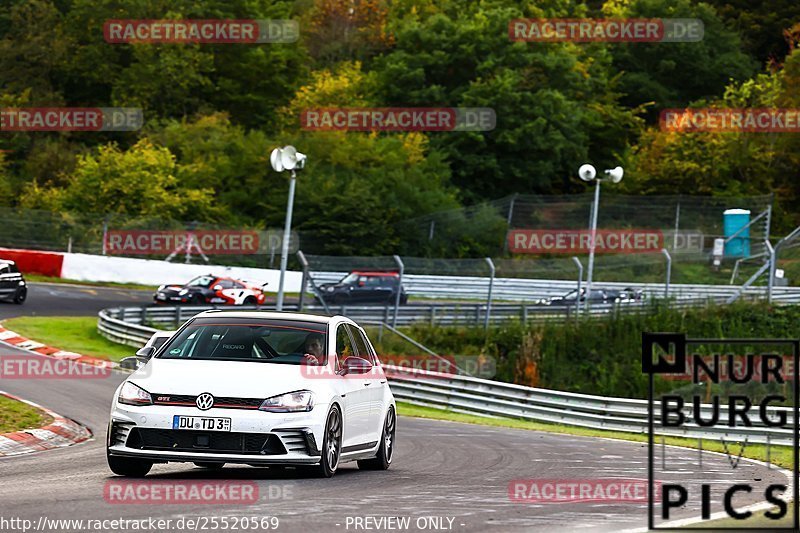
left=129, top=358, right=320, bottom=398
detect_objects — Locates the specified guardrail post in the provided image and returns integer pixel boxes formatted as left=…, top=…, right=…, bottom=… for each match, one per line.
left=571, top=257, right=583, bottom=315
left=392, top=255, right=404, bottom=329
left=176, top=306, right=183, bottom=327
left=140, top=307, right=147, bottom=326
left=430, top=306, right=437, bottom=326
left=661, top=248, right=671, bottom=299
left=484, top=257, right=495, bottom=332
left=296, top=250, right=309, bottom=311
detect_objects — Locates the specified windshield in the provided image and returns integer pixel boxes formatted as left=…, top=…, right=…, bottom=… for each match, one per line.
left=158, top=318, right=328, bottom=364
left=186, top=275, right=215, bottom=288
left=340, top=273, right=360, bottom=285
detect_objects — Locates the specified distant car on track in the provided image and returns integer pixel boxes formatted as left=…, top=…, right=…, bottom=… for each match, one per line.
left=537, top=287, right=644, bottom=307
left=107, top=311, right=396, bottom=478
left=316, top=271, right=408, bottom=306
left=154, top=275, right=267, bottom=306
left=0, top=259, right=27, bottom=304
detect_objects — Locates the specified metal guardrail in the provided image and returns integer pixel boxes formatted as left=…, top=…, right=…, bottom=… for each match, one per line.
left=98, top=307, right=795, bottom=445
left=310, top=271, right=800, bottom=303
left=101, top=297, right=732, bottom=332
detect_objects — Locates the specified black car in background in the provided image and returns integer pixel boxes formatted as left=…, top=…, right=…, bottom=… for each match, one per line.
left=537, top=287, right=644, bottom=307
left=0, top=259, right=27, bottom=304
left=316, top=271, right=408, bottom=305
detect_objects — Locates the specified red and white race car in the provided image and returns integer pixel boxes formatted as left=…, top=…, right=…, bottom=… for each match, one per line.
left=153, top=275, right=268, bottom=306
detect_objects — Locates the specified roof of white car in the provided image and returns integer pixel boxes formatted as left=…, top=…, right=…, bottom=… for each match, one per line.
left=193, top=310, right=342, bottom=324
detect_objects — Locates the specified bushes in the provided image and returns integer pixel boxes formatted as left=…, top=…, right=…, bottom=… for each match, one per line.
left=382, top=302, right=800, bottom=398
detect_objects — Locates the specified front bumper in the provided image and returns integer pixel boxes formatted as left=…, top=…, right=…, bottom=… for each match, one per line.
left=108, top=403, right=327, bottom=465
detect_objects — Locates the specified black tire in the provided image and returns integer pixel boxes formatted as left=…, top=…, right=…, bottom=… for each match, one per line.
left=107, top=452, right=153, bottom=477
left=399, top=294, right=408, bottom=305
left=332, top=294, right=348, bottom=306
left=358, top=407, right=395, bottom=471
left=190, top=294, right=204, bottom=305
left=194, top=462, right=225, bottom=469
left=307, top=405, right=342, bottom=478
left=243, top=296, right=257, bottom=306
left=13, top=287, right=26, bottom=305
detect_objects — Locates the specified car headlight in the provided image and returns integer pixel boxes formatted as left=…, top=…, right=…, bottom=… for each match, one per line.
left=19, top=280, right=25, bottom=286
left=325, top=287, right=334, bottom=292
left=118, top=382, right=153, bottom=406
left=259, top=390, right=314, bottom=413
left=178, top=288, right=189, bottom=296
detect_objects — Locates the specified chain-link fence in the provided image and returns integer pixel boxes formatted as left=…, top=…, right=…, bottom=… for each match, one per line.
left=401, top=193, right=774, bottom=259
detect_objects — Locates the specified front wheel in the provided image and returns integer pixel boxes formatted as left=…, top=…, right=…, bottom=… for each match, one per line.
left=107, top=452, right=153, bottom=477
left=307, top=405, right=342, bottom=478
left=242, top=296, right=257, bottom=306
left=13, top=287, right=26, bottom=304
left=358, top=407, right=395, bottom=471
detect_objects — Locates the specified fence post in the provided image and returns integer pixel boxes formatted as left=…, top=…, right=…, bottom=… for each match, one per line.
left=484, top=257, right=495, bottom=332
left=571, top=257, right=583, bottom=315
left=296, top=250, right=309, bottom=311
left=766, top=240, right=776, bottom=304
left=176, top=306, right=183, bottom=328
left=661, top=248, right=672, bottom=299
left=392, top=255, right=404, bottom=329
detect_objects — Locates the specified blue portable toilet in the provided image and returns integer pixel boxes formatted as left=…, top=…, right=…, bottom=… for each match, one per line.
left=723, top=208, right=751, bottom=257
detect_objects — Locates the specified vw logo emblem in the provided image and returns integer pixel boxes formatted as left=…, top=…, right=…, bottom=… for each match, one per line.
left=196, top=393, right=214, bottom=411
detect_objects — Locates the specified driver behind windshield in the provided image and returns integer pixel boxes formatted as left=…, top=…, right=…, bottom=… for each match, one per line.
left=303, top=333, right=325, bottom=365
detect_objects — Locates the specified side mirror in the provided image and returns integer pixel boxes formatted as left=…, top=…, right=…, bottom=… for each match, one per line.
left=212, top=284, right=223, bottom=291
left=135, top=346, right=155, bottom=359
left=120, top=356, right=146, bottom=370
left=341, top=356, right=372, bottom=375
left=358, top=280, right=365, bottom=287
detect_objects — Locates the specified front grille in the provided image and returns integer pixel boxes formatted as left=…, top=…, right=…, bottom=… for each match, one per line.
left=128, top=428, right=286, bottom=455
left=110, top=422, right=134, bottom=446
left=151, top=394, right=263, bottom=410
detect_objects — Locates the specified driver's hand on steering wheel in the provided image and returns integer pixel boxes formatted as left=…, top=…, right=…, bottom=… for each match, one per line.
left=303, top=353, right=321, bottom=365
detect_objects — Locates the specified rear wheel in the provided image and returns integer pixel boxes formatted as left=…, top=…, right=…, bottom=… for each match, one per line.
left=13, top=287, right=26, bottom=304
left=107, top=452, right=153, bottom=477
left=358, top=407, right=395, bottom=471
left=194, top=462, right=224, bottom=469
left=190, top=294, right=204, bottom=305
left=307, top=405, right=342, bottom=478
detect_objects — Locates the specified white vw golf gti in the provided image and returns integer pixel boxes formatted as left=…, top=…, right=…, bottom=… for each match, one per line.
left=107, top=311, right=396, bottom=478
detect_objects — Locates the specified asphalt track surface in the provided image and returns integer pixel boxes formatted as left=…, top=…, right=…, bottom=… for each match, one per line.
left=0, top=284, right=792, bottom=532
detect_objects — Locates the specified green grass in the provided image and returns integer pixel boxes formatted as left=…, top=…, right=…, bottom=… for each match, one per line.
left=3, top=316, right=135, bottom=362
left=397, top=402, right=795, bottom=529
left=396, top=402, right=793, bottom=468
left=25, top=274, right=156, bottom=291
left=0, top=395, right=50, bottom=433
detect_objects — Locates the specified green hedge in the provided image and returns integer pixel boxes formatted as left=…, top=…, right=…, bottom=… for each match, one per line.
left=378, top=302, right=799, bottom=398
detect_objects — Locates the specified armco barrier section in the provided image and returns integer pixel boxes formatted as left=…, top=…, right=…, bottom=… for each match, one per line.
left=98, top=307, right=795, bottom=445
left=101, top=297, right=722, bottom=332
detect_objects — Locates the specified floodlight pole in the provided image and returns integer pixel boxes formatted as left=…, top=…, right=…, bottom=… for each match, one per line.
left=585, top=179, right=601, bottom=310
left=276, top=170, right=296, bottom=311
